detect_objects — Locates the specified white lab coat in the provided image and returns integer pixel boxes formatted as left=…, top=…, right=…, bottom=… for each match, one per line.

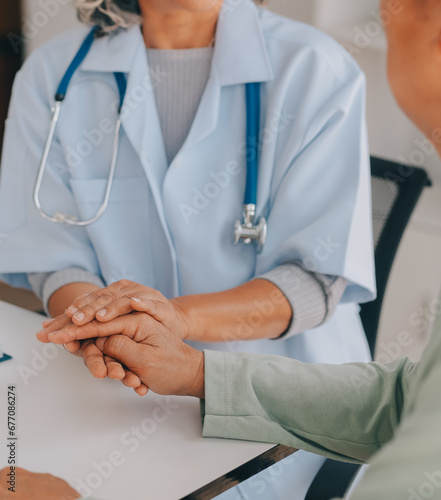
left=0, top=0, right=376, bottom=359
left=0, top=2, right=375, bottom=496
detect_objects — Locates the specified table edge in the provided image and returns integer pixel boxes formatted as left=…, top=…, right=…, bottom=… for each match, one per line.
left=180, top=445, right=298, bottom=500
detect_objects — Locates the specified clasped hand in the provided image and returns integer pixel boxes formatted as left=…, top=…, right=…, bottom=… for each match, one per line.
left=36, top=281, right=204, bottom=398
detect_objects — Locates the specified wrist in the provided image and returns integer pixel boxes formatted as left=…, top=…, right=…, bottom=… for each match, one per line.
left=48, top=283, right=100, bottom=318
left=185, top=349, right=205, bottom=399
left=171, top=296, right=203, bottom=341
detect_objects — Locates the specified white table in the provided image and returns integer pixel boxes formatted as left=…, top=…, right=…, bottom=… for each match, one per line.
left=0, top=301, right=294, bottom=500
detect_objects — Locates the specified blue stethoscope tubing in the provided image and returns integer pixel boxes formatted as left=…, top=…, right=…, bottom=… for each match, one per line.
left=33, top=27, right=267, bottom=250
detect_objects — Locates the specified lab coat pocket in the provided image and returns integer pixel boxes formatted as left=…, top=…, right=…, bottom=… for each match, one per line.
left=69, top=176, right=150, bottom=227
left=69, top=177, right=148, bottom=210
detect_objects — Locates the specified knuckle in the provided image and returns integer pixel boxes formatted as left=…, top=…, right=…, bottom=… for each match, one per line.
left=108, top=335, right=125, bottom=354
left=117, top=279, right=132, bottom=289
left=90, top=321, right=102, bottom=337
left=81, top=304, right=99, bottom=315
left=151, top=288, right=164, bottom=300
left=87, top=291, right=101, bottom=302
left=100, top=291, right=116, bottom=303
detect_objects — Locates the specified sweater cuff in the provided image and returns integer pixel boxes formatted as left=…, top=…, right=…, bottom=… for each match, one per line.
left=41, top=268, right=105, bottom=316
left=255, top=264, right=347, bottom=339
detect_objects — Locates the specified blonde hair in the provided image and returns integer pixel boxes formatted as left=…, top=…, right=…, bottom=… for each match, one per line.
left=75, top=0, right=266, bottom=36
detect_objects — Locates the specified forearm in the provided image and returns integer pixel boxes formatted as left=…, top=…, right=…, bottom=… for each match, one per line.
left=48, top=283, right=101, bottom=317
left=171, top=279, right=292, bottom=342
left=202, top=351, right=418, bottom=463
left=29, top=269, right=105, bottom=316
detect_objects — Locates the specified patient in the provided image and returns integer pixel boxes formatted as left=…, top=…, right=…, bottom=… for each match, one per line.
left=23, top=0, right=441, bottom=498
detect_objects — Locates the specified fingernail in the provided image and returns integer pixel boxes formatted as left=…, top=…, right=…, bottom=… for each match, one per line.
left=95, top=338, right=106, bottom=350
left=42, top=318, right=56, bottom=327
left=48, top=331, right=60, bottom=340
left=73, top=312, right=85, bottom=322
left=64, top=343, right=76, bottom=353
left=96, top=309, right=107, bottom=318
left=131, top=297, right=141, bottom=303
left=68, top=307, right=78, bottom=315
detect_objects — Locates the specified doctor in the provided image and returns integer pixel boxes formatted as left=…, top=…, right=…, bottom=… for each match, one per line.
left=0, top=0, right=375, bottom=497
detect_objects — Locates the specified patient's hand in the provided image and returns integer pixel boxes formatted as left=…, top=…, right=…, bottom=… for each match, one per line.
left=0, top=467, right=80, bottom=499
left=39, top=307, right=205, bottom=398
left=38, top=313, right=148, bottom=396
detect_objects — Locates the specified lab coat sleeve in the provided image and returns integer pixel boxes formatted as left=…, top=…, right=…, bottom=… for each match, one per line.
left=28, top=269, right=105, bottom=315
left=202, top=350, right=418, bottom=463
left=256, top=66, right=375, bottom=305
left=0, top=48, right=102, bottom=289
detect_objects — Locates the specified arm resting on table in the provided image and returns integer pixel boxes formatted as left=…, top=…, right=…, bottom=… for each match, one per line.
left=172, top=264, right=346, bottom=343
left=202, top=351, right=418, bottom=463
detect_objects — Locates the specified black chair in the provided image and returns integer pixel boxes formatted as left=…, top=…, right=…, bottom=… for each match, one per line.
left=305, top=157, right=431, bottom=500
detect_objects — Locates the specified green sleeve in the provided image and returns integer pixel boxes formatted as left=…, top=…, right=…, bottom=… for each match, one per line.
left=202, top=350, right=418, bottom=464
left=350, top=326, right=441, bottom=500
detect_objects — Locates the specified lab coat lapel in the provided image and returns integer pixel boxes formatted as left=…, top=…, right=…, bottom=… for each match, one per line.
left=182, top=0, right=273, bottom=150
left=120, top=41, right=168, bottom=182
left=119, top=41, right=179, bottom=292
left=214, top=0, right=273, bottom=87
left=83, top=27, right=178, bottom=292
left=81, top=26, right=169, bottom=196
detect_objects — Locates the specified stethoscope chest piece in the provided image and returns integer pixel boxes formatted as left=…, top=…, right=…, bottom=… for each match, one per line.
left=234, top=204, right=267, bottom=253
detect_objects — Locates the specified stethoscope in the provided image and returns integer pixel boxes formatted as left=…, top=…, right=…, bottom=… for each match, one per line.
left=34, top=27, right=267, bottom=251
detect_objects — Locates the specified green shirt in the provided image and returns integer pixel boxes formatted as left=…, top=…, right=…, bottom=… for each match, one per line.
left=202, top=320, right=441, bottom=499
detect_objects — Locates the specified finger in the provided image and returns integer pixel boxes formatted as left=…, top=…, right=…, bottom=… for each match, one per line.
left=37, top=314, right=72, bottom=343
left=66, top=340, right=90, bottom=359
left=94, top=296, right=135, bottom=323
left=47, top=316, right=133, bottom=344
left=96, top=335, right=145, bottom=373
left=69, top=291, right=119, bottom=326
left=42, top=317, right=56, bottom=327
left=65, top=292, right=97, bottom=318
left=134, top=385, right=149, bottom=397
left=64, top=340, right=81, bottom=353
left=121, top=369, right=142, bottom=388
left=95, top=290, right=164, bottom=323
left=80, top=340, right=107, bottom=379
left=67, top=281, right=139, bottom=324
left=104, top=356, right=126, bottom=380
left=130, top=297, right=171, bottom=326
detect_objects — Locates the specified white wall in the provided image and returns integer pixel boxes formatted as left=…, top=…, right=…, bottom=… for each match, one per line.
left=21, top=0, right=80, bottom=55
left=268, top=1, right=441, bottom=361
left=267, top=0, right=315, bottom=22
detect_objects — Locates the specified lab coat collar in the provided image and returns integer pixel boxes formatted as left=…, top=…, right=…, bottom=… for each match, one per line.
left=80, top=0, right=273, bottom=86
left=81, top=25, right=141, bottom=74
left=214, top=0, right=274, bottom=86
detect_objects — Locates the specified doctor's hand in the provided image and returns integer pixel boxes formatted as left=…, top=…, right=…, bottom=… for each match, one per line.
left=42, top=280, right=190, bottom=340
left=41, top=311, right=205, bottom=398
